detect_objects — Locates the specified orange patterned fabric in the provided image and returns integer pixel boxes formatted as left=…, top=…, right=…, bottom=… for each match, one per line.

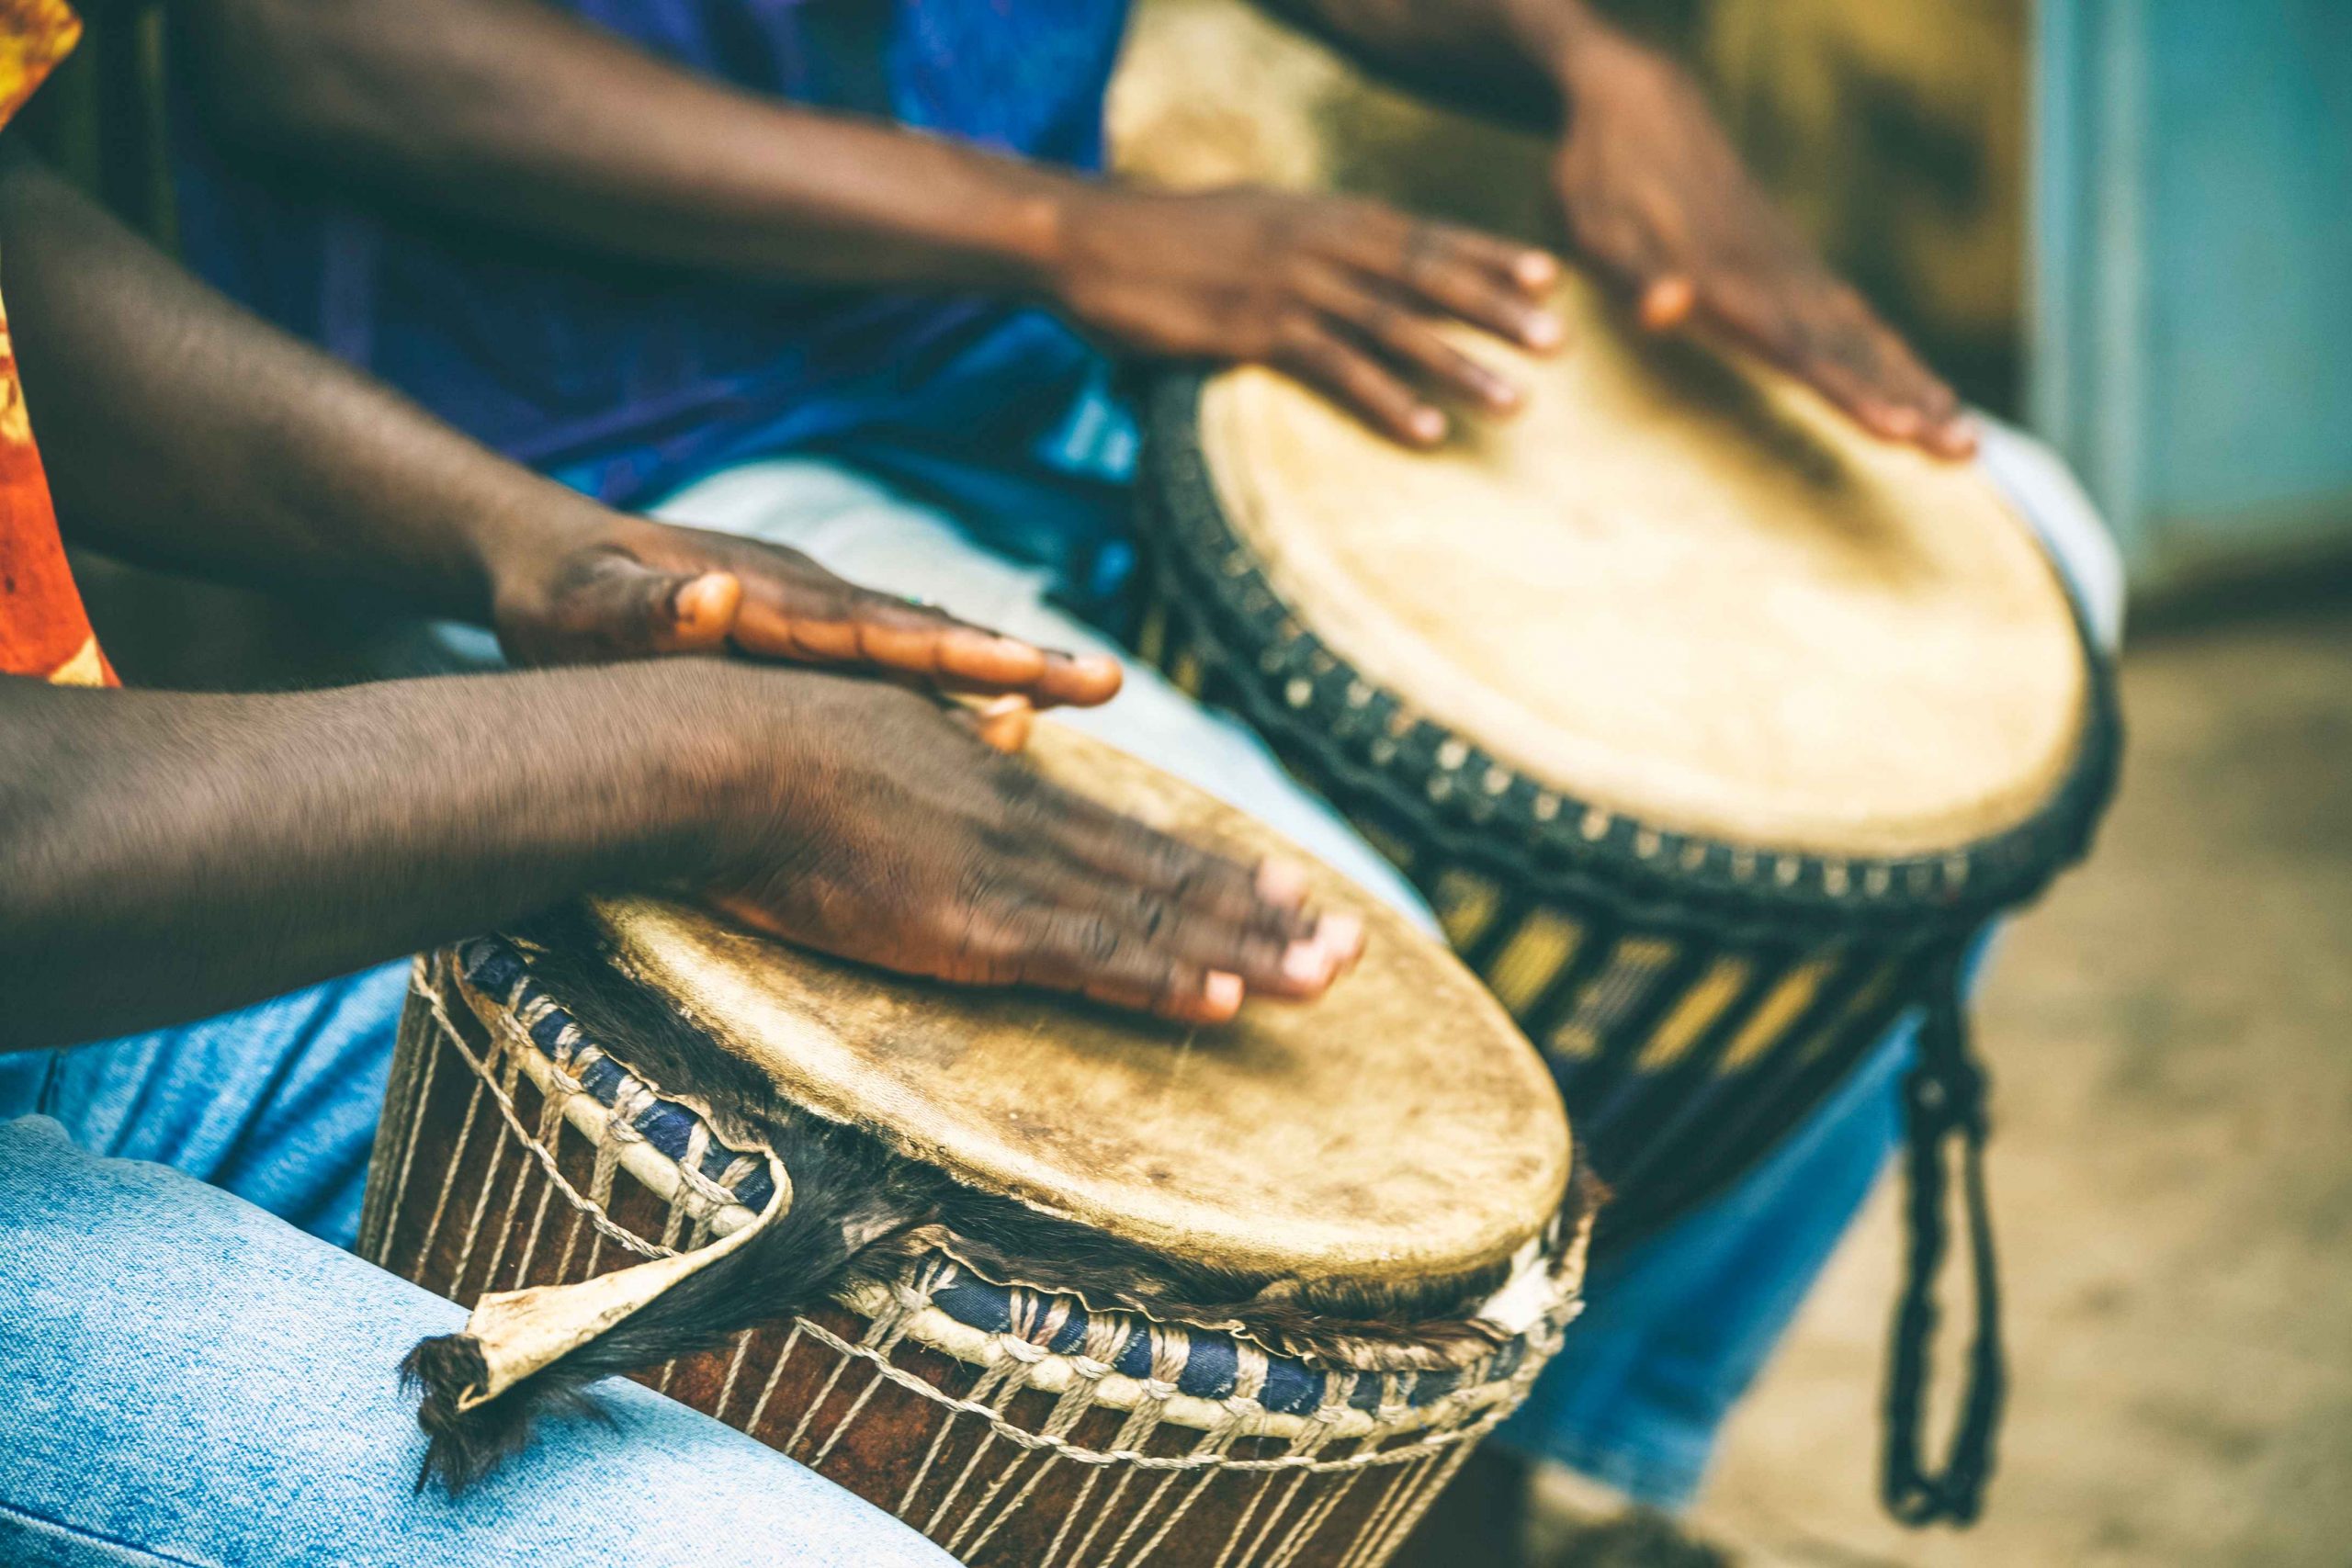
left=0, top=0, right=110, bottom=687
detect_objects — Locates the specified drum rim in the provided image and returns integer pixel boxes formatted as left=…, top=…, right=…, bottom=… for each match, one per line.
left=1139, top=368, right=2123, bottom=941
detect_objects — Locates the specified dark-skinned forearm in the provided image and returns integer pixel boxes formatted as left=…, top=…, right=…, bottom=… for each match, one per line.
left=1253, top=0, right=1607, bottom=128
left=178, top=0, right=1071, bottom=288
left=0, top=663, right=756, bottom=1050
left=0, top=148, right=601, bottom=617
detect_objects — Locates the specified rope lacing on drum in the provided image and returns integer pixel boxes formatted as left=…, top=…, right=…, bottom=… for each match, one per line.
left=1882, top=947, right=2005, bottom=1527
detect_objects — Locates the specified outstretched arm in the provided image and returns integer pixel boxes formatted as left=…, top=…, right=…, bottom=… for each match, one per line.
left=1260, top=0, right=1975, bottom=457
left=180, top=0, right=1076, bottom=290
left=0, top=664, right=1350, bottom=1049
left=175, top=0, right=1562, bottom=447
left=1, top=663, right=740, bottom=1047
left=0, top=149, right=1115, bottom=702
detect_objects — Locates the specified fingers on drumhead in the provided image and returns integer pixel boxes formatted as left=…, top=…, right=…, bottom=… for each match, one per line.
left=988, top=900, right=1244, bottom=1023
left=1008, top=831, right=1357, bottom=1017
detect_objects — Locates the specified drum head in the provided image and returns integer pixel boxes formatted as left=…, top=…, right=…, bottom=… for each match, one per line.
left=1197, top=275, right=2089, bottom=858
left=586, top=724, right=1569, bottom=1290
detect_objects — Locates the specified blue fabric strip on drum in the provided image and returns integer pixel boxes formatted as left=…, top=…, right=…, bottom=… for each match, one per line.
left=526, top=1010, right=572, bottom=1058
left=454, top=937, right=779, bottom=1214
left=635, top=1102, right=696, bottom=1163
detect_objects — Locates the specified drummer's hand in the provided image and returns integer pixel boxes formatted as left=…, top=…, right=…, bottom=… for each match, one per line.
left=1048, top=185, right=1564, bottom=448
left=701, top=672, right=1364, bottom=1024
left=490, top=513, right=1122, bottom=708
left=1549, top=27, right=1975, bottom=458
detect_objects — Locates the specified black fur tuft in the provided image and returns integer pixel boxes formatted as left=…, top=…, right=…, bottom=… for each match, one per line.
left=405, top=1101, right=933, bottom=1496
left=401, top=1332, right=612, bottom=1495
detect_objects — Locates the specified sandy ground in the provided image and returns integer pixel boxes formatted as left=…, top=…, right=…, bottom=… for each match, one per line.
left=1687, top=593, right=2352, bottom=1565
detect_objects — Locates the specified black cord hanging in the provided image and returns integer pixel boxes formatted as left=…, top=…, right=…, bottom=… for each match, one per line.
left=1881, top=944, right=2006, bottom=1527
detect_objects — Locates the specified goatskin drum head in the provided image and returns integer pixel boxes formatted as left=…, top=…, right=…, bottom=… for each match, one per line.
left=586, top=722, right=1569, bottom=1290
left=1198, top=273, right=2089, bottom=857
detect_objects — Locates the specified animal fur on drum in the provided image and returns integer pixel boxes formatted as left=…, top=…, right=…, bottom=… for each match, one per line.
left=401, top=908, right=1600, bottom=1495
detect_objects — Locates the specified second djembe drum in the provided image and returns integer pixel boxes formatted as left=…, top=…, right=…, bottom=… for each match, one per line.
left=1136, top=274, right=2120, bottom=1522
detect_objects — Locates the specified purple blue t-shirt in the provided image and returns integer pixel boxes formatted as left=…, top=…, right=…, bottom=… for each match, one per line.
left=175, top=0, right=1141, bottom=603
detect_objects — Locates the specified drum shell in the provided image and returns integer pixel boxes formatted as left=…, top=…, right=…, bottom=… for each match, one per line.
left=362, top=950, right=1577, bottom=1568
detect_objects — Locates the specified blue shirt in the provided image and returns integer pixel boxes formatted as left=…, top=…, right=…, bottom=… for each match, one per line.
left=175, top=0, right=1141, bottom=600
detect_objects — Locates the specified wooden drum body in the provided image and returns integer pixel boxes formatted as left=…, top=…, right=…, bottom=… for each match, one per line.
left=360, top=726, right=1592, bottom=1568
left=1136, top=275, right=2120, bottom=1247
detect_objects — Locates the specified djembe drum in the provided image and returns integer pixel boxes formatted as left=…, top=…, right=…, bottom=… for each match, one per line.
left=1136, top=274, right=2120, bottom=1522
left=359, top=724, right=1592, bottom=1568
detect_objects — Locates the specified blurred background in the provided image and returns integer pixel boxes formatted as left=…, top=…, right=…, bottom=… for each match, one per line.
left=1106, top=6, right=2352, bottom=1563
left=28, top=3, right=2352, bottom=1562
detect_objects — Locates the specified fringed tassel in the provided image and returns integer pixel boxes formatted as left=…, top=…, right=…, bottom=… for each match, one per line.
left=1880, top=946, right=2006, bottom=1527
left=401, top=1120, right=922, bottom=1495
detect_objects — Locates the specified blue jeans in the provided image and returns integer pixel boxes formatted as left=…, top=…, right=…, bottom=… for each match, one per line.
left=0, top=995, right=952, bottom=1568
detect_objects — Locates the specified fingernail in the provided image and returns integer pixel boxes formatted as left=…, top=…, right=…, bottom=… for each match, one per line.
left=1483, top=375, right=1522, bottom=411
left=1409, top=408, right=1446, bottom=444
left=1316, top=911, right=1366, bottom=969
left=1639, top=277, right=1695, bottom=332
left=1882, top=406, right=1924, bottom=439
left=1203, top=972, right=1245, bottom=1014
left=676, top=571, right=737, bottom=631
left=1282, top=940, right=1335, bottom=988
left=1524, top=313, right=1565, bottom=350
left=1516, top=252, right=1560, bottom=289
left=1256, top=859, right=1310, bottom=906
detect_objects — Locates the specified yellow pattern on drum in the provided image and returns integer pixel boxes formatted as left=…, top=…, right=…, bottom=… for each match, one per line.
left=1719, top=959, right=1837, bottom=1072
left=1548, top=936, right=1679, bottom=1061
left=1484, top=911, right=1585, bottom=1019
left=1634, top=956, right=1756, bottom=1073
left=1432, top=866, right=1502, bottom=950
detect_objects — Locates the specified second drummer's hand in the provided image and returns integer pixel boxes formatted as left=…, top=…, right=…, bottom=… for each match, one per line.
left=1542, top=24, right=1974, bottom=457
left=1257, top=0, right=1973, bottom=457
left=1046, top=186, right=1565, bottom=449
left=701, top=672, right=1363, bottom=1026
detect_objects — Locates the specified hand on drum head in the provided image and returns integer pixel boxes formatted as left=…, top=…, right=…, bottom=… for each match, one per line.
left=1046, top=184, right=1565, bottom=449
left=489, top=514, right=1123, bottom=709
left=1550, top=28, right=1976, bottom=460
left=699, top=672, right=1364, bottom=1025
